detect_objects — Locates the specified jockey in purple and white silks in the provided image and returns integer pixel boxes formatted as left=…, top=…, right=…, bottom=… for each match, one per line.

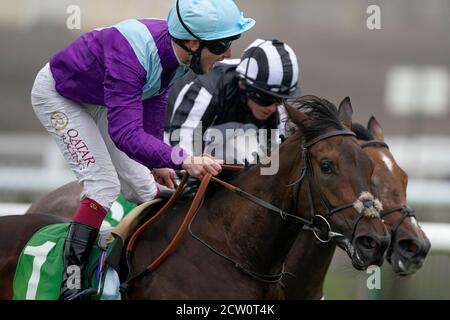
left=30, top=0, right=254, bottom=300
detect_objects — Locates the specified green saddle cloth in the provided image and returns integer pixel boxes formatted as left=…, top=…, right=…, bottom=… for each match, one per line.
left=103, top=194, right=137, bottom=228
left=13, top=194, right=135, bottom=300
left=12, top=223, right=121, bottom=300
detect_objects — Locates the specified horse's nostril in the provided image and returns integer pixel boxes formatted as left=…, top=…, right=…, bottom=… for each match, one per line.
left=357, top=236, right=378, bottom=250
left=409, top=242, right=418, bottom=254
left=398, top=239, right=419, bottom=256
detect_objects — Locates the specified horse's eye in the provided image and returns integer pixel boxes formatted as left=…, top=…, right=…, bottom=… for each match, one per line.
left=319, top=160, right=333, bottom=174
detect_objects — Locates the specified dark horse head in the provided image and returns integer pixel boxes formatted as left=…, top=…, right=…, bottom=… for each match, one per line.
left=345, top=98, right=430, bottom=275
left=284, top=96, right=390, bottom=270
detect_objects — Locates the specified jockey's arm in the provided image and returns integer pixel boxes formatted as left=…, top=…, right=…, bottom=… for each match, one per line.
left=104, top=61, right=187, bottom=170
left=107, top=104, right=187, bottom=169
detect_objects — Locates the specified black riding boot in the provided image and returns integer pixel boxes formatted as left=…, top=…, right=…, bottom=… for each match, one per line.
left=59, top=222, right=99, bottom=300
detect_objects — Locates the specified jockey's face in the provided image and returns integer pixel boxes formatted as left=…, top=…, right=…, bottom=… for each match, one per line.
left=238, top=80, right=279, bottom=120
left=246, top=97, right=278, bottom=120
left=177, top=40, right=232, bottom=73
left=200, top=46, right=232, bottom=73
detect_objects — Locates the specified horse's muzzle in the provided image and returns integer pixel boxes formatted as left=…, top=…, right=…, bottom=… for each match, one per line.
left=353, top=233, right=391, bottom=267
left=389, top=236, right=431, bottom=275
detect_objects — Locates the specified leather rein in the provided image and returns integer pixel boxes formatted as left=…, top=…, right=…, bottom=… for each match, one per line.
left=123, top=129, right=368, bottom=286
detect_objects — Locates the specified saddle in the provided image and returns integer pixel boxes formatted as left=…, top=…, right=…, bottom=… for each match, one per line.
left=13, top=170, right=237, bottom=300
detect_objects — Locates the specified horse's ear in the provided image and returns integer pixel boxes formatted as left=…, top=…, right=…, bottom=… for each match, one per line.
left=283, top=101, right=310, bottom=130
left=338, top=96, right=353, bottom=130
left=367, top=116, right=385, bottom=141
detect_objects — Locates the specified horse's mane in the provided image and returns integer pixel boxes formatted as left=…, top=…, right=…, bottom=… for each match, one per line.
left=284, top=95, right=344, bottom=142
left=351, top=123, right=374, bottom=141
left=224, top=95, right=347, bottom=184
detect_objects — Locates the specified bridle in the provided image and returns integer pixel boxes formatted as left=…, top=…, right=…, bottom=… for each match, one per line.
left=179, top=129, right=377, bottom=283
left=288, top=130, right=373, bottom=243
left=123, top=129, right=378, bottom=287
left=359, top=139, right=416, bottom=236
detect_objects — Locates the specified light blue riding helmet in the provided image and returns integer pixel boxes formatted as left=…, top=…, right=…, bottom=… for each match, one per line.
left=167, top=0, right=255, bottom=41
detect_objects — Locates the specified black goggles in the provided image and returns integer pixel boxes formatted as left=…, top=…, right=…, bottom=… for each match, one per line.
left=247, top=89, right=283, bottom=106
left=203, top=34, right=241, bottom=55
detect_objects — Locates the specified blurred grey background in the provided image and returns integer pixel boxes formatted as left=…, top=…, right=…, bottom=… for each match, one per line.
left=0, top=0, right=449, bottom=299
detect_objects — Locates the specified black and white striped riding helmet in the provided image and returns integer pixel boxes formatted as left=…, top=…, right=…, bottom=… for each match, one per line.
left=236, top=39, right=301, bottom=98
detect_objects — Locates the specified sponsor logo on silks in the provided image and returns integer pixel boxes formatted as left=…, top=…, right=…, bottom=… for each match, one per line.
left=50, top=112, right=69, bottom=131
left=60, top=129, right=96, bottom=169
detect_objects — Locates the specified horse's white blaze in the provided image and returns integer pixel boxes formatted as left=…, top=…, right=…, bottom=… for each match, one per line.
left=381, top=153, right=394, bottom=172
left=24, top=241, right=56, bottom=299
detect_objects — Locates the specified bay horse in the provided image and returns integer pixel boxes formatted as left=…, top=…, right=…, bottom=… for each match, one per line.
left=282, top=97, right=430, bottom=299
left=26, top=182, right=81, bottom=219
left=1, top=97, right=389, bottom=299
left=352, top=114, right=430, bottom=275
left=26, top=103, right=430, bottom=276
